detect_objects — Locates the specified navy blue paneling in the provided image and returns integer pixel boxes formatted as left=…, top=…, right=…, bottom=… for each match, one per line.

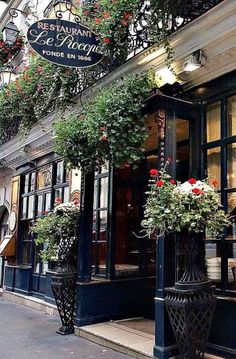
left=75, top=278, right=152, bottom=327
left=44, top=271, right=56, bottom=304
left=4, top=265, right=15, bottom=291
left=14, top=267, right=31, bottom=294
left=208, top=298, right=236, bottom=358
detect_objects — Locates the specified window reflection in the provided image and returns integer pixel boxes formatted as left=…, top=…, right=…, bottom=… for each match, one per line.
left=227, top=143, right=236, bottom=188
left=100, top=178, right=108, bottom=209
left=227, top=193, right=236, bottom=239
left=207, top=147, right=221, bottom=190
left=37, top=165, right=52, bottom=190
left=227, top=96, right=236, bottom=137
left=56, top=161, right=64, bottom=184
left=206, top=102, right=221, bottom=142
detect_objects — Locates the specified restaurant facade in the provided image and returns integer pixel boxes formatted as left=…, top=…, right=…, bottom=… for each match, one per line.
left=0, top=0, right=236, bottom=358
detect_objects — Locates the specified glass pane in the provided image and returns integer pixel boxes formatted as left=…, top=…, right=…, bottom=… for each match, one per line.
left=28, top=196, right=34, bottom=218
left=56, top=161, right=64, bottom=184
left=93, top=180, right=98, bottom=210
left=91, top=241, right=107, bottom=276
left=63, top=186, right=69, bottom=203
left=45, top=193, right=51, bottom=213
left=30, top=172, right=36, bottom=192
left=227, top=95, right=236, bottom=136
left=114, top=185, right=141, bottom=278
left=206, top=243, right=221, bottom=288
left=227, top=193, right=236, bottom=239
left=54, top=188, right=63, bottom=205
left=176, top=119, right=190, bottom=182
left=37, top=165, right=52, bottom=190
left=100, top=177, right=108, bottom=209
left=99, top=210, right=107, bottom=241
left=65, top=169, right=70, bottom=183
left=24, top=174, right=29, bottom=194
left=227, top=143, right=236, bottom=188
left=207, top=147, right=221, bottom=190
left=22, top=197, right=27, bottom=219
left=228, top=255, right=236, bottom=290
left=22, top=241, right=31, bottom=265
left=146, top=155, right=158, bottom=172
left=206, top=102, right=221, bottom=142
left=101, top=162, right=109, bottom=174
left=37, top=195, right=43, bottom=217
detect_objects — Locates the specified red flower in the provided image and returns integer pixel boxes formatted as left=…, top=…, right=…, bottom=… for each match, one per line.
left=211, top=179, right=219, bottom=187
left=156, top=180, right=164, bottom=187
left=170, top=179, right=176, bottom=185
left=95, top=17, right=101, bottom=24
left=44, top=210, right=49, bottom=215
left=103, top=12, right=110, bottom=18
left=192, top=188, right=203, bottom=195
left=121, top=20, right=129, bottom=27
left=188, top=178, right=197, bottom=185
left=102, top=37, right=111, bottom=44
left=123, top=12, right=133, bottom=19
left=83, top=10, right=90, bottom=16
left=101, top=135, right=107, bottom=141
left=73, top=199, right=80, bottom=205
left=55, top=197, right=62, bottom=204
left=150, top=169, right=158, bottom=176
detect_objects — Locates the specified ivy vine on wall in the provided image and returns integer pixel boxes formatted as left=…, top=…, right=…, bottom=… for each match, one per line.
left=0, top=53, right=78, bottom=144
left=54, top=71, right=157, bottom=173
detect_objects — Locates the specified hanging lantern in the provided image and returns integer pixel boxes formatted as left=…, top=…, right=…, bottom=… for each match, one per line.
left=0, top=67, right=16, bottom=87
left=3, top=21, right=20, bottom=46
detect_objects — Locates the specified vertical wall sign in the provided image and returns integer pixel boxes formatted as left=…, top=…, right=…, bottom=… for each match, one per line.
left=157, top=109, right=166, bottom=171
left=27, top=19, right=103, bottom=68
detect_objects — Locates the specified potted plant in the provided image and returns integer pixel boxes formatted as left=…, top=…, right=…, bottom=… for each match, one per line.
left=141, top=165, right=230, bottom=358
left=33, top=201, right=80, bottom=335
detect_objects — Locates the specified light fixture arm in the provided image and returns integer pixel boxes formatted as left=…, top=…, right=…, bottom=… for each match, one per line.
left=9, top=7, right=28, bottom=19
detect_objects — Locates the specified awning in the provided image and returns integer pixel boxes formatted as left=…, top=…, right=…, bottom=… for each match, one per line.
left=0, top=234, right=15, bottom=257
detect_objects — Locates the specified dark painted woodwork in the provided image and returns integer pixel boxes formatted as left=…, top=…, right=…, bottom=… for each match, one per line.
left=75, top=278, right=152, bottom=327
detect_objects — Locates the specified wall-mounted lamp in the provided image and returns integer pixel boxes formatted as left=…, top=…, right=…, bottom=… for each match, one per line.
left=3, top=7, right=28, bottom=45
left=44, top=0, right=79, bottom=22
left=0, top=66, right=17, bottom=87
left=183, top=50, right=206, bottom=72
left=2, top=21, right=20, bottom=45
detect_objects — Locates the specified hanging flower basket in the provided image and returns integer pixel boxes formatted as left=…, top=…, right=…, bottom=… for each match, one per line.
left=0, top=35, right=24, bottom=66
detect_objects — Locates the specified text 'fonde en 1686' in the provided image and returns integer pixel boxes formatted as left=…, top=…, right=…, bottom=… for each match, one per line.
left=27, top=19, right=104, bottom=68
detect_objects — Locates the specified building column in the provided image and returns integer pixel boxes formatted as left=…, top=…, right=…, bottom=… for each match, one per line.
left=153, top=236, right=178, bottom=359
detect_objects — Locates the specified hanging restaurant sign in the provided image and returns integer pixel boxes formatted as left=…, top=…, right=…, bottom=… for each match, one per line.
left=27, top=19, right=103, bottom=68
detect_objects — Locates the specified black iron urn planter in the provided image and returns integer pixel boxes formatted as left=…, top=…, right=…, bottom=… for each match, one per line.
left=165, top=231, right=217, bottom=359
left=51, top=237, right=77, bottom=335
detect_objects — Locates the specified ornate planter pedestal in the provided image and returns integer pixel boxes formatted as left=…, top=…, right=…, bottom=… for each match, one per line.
left=165, top=232, right=216, bottom=359
left=51, top=270, right=77, bottom=335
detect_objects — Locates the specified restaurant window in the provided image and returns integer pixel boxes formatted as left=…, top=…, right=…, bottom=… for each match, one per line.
left=92, top=165, right=109, bottom=277
left=204, top=99, right=236, bottom=293
left=20, top=160, right=70, bottom=273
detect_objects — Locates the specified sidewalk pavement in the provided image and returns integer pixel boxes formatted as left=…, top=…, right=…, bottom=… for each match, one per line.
left=0, top=297, right=133, bottom=359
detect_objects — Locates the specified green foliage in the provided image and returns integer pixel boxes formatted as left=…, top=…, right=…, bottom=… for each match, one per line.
left=82, top=0, right=182, bottom=68
left=32, top=202, right=80, bottom=261
left=82, top=0, right=140, bottom=63
left=142, top=169, right=230, bottom=238
left=0, top=54, right=78, bottom=143
left=54, top=71, right=157, bottom=172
